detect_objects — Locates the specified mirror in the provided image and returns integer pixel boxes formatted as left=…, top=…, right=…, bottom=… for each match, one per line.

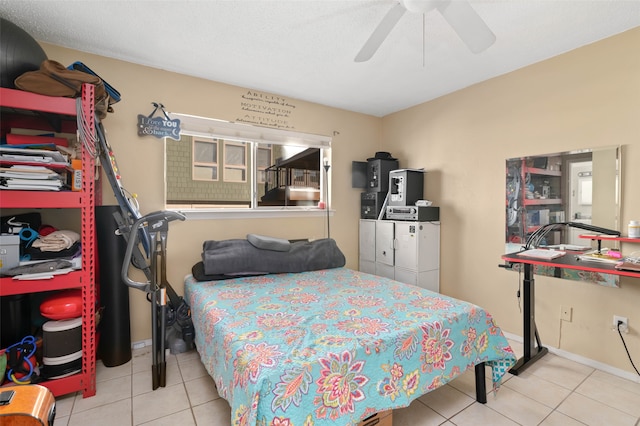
left=505, top=146, right=621, bottom=286
left=506, top=146, right=621, bottom=246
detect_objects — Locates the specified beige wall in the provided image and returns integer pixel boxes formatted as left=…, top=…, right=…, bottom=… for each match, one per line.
left=382, top=27, right=640, bottom=375
left=41, top=43, right=382, bottom=342
left=40, top=27, right=639, bottom=374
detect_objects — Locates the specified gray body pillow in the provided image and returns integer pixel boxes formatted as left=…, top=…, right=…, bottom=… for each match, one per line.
left=201, top=238, right=345, bottom=275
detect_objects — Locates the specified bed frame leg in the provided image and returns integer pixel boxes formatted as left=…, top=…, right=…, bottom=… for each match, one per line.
left=475, top=362, right=487, bottom=404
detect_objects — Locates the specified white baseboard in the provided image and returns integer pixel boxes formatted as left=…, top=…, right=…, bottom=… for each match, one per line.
left=132, top=339, right=152, bottom=350
left=503, top=331, right=640, bottom=384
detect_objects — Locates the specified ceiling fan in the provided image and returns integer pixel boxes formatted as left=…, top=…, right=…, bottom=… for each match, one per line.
left=355, top=0, right=496, bottom=62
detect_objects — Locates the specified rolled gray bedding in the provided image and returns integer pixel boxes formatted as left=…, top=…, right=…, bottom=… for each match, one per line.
left=201, top=238, right=345, bottom=275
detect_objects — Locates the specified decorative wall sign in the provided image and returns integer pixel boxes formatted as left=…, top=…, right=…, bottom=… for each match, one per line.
left=236, top=90, right=297, bottom=129
left=137, top=102, right=181, bottom=140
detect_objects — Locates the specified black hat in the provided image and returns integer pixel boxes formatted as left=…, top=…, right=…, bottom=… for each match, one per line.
left=367, top=151, right=396, bottom=161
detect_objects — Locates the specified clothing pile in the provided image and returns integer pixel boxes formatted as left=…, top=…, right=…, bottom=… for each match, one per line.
left=0, top=213, right=81, bottom=278
left=31, top=230, right=79, bottom=253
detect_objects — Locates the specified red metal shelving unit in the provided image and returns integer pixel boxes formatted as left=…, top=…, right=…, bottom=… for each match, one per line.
left=0, top=85, right=97, bottom=398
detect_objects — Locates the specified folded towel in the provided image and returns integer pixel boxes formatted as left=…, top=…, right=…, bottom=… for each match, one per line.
left=32, top=230, right=80, bottom=252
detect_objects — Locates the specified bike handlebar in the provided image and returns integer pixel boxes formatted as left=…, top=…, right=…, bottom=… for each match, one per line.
left=121, top=210, right=186, bottom=292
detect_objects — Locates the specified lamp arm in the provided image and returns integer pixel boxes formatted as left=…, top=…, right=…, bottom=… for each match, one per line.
left=524, top=221, right=620, bottom=250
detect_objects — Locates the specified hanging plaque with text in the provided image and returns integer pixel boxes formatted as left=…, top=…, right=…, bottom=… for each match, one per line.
left=137, top=102, right=181, bottom=140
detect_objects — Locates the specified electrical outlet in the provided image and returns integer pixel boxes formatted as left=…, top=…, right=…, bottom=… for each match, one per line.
left=612, top=315, right=629, bottom=333
left=561, top=305, right=573, bottom=322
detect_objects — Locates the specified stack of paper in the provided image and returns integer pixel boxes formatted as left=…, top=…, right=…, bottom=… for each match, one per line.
left=517, top=249, right=566, bottom=259
left=0, top=146, right=69, bottom=168
left=0, top=165, right=65, bottom=191
left=575, top=250, right=621, bottom=264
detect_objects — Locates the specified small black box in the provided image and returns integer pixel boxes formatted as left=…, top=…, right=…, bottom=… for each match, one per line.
left=361, top=191, right=386, bottom=219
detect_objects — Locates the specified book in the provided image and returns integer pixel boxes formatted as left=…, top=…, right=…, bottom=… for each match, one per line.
left=517, top=249, right=566, bottom=259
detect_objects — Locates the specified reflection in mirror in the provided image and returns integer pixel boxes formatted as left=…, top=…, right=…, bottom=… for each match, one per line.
left=505, top=146, right=621, bottom=287
left=506, top=146, right=620, bottom=247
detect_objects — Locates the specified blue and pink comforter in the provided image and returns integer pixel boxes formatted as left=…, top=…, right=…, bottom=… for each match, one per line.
left=184, top=267, right=516, bottom=426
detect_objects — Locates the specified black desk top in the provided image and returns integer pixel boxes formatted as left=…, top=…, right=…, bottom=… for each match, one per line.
left=502, top=251, right=640, bottom=279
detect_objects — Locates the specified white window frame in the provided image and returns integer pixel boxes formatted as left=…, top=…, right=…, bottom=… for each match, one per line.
left=165, top=112, right=332, bottom=220
left=192, top=138, right=219, bottom=181
left=223, top=141, right=247, bottom=183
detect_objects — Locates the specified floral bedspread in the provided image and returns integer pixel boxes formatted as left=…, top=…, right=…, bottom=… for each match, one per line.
left=184, top=267, right=516, bottom=426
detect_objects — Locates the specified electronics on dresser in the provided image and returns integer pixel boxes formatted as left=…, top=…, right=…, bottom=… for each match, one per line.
left=388, top=169, right=424, bottom=206
left=367, top=156, right=398, bottom=193
left=360, top=191, right=386, bottom=219
left=386, top=206, right=440, bottom=221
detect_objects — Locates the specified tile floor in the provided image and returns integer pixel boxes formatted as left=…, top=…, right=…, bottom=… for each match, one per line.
left=52, top=339, right=640, bottom=426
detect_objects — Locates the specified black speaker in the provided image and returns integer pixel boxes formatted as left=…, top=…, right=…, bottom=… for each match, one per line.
left=367, top=159, right=398, bottom=193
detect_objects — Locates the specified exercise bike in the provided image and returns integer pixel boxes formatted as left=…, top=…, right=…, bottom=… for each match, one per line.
left=92, top=117, right=194, bottom=390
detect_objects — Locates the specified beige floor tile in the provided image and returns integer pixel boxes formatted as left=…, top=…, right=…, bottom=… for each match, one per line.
left=72, top=374, right=131, bottom=413
left=575, top=373, right=640, bottom=417
left=417, top=383, right=474, bottom=418
left=486, top=385, right=553, bottom=426
left=178, top=356, right=210, bottom=382
left=132, top=361, right=183, bottom=396
left=525, top=353, right=594, bottom=390
left=446, top=366, right=493, bottom=400
left=185, top=375, right=220, bottom=406
left=54, top=392, right=76, bottom=417
left=176, top=348, right=201, bottom=364
left=557, top=392, right=637, bottom=426
left=192, top=398, right=232, bottom=426
left=68, top=398, right=132, bottom=426
left=131, top=346, right=178, bottom=375
left=132, top=346, right=153, bottom=374
left=392, top=399, right=446, bottom=426
left=96, top=358, right=132, bottom=382
left=590, top=369, right=640, bottom=396
left=503, top=370, right=571, bottom=408
left=449, top=402, right=519, bottom=426
left=137, top=408, right=196, bottom=425
left=132, top=382, right=191, bottom=425
left=55, top=416, right=69, bottom=426
left=539, top=411, right=588, bottom=426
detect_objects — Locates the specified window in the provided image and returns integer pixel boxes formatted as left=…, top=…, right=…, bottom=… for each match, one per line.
left=224, top=142, right=247, bottom=182
left=192, top=138, right=218, bottom=181
left=164, top=113, right=331, bottom=212
left=257, top=145, right=272, bottom=184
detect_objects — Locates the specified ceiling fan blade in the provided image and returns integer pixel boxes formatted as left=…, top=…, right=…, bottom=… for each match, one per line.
left=438, top=0, right=495, bottom=53
left=355, top=2, right=407, bottom=62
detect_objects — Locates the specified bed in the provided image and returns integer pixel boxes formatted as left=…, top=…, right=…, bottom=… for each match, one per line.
left=184, top=267, right=516, bottom=426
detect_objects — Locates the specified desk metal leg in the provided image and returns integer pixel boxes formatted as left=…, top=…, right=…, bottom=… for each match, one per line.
left=509, top=263, right=548, bottom=375
left=475, top=362, right=487, bottom=403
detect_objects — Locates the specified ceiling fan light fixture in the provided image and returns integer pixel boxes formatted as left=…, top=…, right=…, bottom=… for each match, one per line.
left=401, top=0, right=448, bottom=14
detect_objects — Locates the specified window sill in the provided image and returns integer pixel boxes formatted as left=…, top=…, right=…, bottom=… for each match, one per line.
left=171, top=207, right=334, bottom=220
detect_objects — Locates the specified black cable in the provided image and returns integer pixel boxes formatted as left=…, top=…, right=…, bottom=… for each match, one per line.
left=617, top=322, right=640, bottom=376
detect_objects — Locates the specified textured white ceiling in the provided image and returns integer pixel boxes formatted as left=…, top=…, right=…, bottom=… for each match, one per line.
left=1, top=0, right=639, bottom=117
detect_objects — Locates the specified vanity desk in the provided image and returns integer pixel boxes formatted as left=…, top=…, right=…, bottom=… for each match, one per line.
left=501, top=234, right=640, bottom=375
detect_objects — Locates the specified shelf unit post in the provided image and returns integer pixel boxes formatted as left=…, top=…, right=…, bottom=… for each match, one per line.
left=79, top=83, right=97, bottom=397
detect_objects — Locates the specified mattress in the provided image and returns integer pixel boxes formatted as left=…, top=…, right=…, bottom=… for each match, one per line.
left=184, top=267, right=516, bottom=426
